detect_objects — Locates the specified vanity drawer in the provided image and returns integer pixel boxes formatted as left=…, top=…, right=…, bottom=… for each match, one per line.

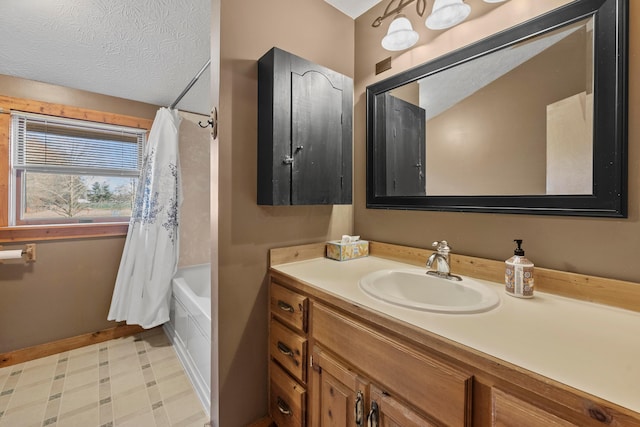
left=270, top=360, right=306, bottom=427
left=271, top=282, right=308, bottom=333
left=312, top=303, right=473, bottom=426
left=270, top=319, right=307, bottom=383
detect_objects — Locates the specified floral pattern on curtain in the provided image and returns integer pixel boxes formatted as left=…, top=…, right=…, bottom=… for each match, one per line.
left=108, top=108, right=183, bottom=329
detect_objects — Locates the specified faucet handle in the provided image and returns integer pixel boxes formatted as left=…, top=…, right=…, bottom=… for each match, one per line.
left=432, top=240, right=451, bottom=254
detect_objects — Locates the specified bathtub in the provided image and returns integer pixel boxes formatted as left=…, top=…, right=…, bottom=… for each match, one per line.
left=164, top=263, right=211, bottom=414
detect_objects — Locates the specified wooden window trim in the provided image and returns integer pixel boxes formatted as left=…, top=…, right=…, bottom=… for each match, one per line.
left=0, top=95, right=153, bottom=243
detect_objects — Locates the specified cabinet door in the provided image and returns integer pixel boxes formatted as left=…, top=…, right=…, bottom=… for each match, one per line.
left=368, top=384, right=436, bottom=427
left=313, top=303, right=473, bottom=426
left=257, top=47, right=352, bottom=206
left=311, top=347, right=369, bottom=427
left=492, top=388, right=579, bottom=427
left=291, top=70, right=344, bottom=205
left=382, top=93, right=426, bottom=197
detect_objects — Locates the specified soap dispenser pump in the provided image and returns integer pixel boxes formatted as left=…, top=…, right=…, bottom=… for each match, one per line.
left=505, top=239, right=534, bottom=298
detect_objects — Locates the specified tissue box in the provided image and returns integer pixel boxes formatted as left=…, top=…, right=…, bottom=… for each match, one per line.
left=326, top=240, right=369, bottom=261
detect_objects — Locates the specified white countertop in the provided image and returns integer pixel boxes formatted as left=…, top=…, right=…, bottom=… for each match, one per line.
left=272, top=256, right=640, bottom=413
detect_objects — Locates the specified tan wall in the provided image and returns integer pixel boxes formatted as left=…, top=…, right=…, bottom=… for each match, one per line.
left=426, top=29, right=587, bottom=195
left=178, top=112, right=211, bottom=267
left=0, top=238, right=126, bottom=353
left=218, top=0, right=354, bottom=424
left=0, top=75, right=157, bottom=353
left=354, top=0, right=640, bottom=283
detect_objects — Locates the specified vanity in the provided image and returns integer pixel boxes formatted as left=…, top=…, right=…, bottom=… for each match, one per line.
left=267, top=242, right=640, bottom=427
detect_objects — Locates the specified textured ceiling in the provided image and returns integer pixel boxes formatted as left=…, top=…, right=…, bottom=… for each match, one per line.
left=0, top=0, right=210, bottom=115
left=417, top=24, right=584, bottom=120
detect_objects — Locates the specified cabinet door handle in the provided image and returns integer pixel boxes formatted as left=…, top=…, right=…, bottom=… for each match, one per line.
left=277, top=341, right=294, bottom=358
left=355, top=390, right=364, bottom=427
left=367, top=400, right=379, bottom=427
left=282, top=156, right=294, bottom=165
left=277, top=397, right=292, bottom=416
left=277, top=300, right=295, bottom=313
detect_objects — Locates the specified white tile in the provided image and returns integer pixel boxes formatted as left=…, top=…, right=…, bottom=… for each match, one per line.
left=56, top=405, right=100, bottom=427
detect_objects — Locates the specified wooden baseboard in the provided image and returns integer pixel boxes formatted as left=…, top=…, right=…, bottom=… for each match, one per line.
left=0, top=323, right=149, bottom=368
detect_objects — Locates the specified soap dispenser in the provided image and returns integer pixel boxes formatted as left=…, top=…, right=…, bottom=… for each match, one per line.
left=505, top=239, right=534, bottom=298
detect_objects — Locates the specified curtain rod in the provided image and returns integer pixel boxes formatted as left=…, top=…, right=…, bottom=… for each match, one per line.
left=169, top=59, right=211, bottom=110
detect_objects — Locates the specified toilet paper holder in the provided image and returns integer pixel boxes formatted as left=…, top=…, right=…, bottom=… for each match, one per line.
left=0, top=243, right=36, bottom=263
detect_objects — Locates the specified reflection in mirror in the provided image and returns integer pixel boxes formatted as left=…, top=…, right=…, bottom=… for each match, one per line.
left=381, top=18, right=594, bottom=197
left=367, top=0, right=627, bottom=217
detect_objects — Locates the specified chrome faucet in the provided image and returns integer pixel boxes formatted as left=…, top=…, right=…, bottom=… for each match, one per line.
left=426, top=240, right=462, bottom=281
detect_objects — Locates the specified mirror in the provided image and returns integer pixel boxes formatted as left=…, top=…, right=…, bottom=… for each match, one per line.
left=366, top=0, right=627, bottom=217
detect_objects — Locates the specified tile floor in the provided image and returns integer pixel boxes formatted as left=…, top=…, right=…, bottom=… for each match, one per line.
left=0, top=328, right=209, bottom=427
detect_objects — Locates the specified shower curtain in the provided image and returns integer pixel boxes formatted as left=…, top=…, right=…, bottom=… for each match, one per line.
left=108, top=108, right=182, bottom=329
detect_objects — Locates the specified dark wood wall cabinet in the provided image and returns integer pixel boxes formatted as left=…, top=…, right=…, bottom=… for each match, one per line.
left=258, top=47, right=353, bottom=205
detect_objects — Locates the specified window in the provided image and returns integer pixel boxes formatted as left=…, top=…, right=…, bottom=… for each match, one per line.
left=10, top=112, right=146, bottom=226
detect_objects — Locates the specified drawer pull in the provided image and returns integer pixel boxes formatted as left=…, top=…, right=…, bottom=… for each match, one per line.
left=277, top=397, right=292, bottom=416
left=277, top=341, right=295, bottom=358
left=367, top=400, right=379, bottom=427
left=277, top=300, right=295, bottom=313
left=355, top=390, right=364, bottom=427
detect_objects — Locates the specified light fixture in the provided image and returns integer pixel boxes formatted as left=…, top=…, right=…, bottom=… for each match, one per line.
left=381, top=14, right=420, bottom=51
left=483, top=0, right=507, bottom=2
left=373, top=0, right=475, bottom=52
left=425, top=0, right=471, bottom=30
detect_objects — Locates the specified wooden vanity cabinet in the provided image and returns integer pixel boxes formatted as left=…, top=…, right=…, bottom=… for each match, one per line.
left=269, top=272, right=640, bottom=427
left=257, top=47, right=353, bottom=206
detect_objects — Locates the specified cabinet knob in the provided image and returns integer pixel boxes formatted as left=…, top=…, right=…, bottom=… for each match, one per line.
left=283, top=156, right=294, bottom=165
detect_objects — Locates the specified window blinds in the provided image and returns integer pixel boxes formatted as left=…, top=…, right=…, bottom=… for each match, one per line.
left=11, top=112, right=146, bottom=177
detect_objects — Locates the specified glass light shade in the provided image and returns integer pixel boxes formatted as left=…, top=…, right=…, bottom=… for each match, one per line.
left=381, top=15, right=419, bottom=51
left=484, top=0, right=507, bottom=2
left=425, top=0, right=471, bottom=30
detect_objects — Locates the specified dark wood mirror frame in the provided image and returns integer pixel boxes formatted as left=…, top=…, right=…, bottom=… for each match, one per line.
left=366, top=0, right=627, bottom=217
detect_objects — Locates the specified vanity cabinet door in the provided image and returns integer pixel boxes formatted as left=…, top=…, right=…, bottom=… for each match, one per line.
left=310, top=347, right=369, bottom=427
left=312, top=303, right=473, bottom=426
left=492, top=388, right=579, bottom=427
left=257, top=47, right=353, bottom=206
left=368, top=384, right=437, bottom=427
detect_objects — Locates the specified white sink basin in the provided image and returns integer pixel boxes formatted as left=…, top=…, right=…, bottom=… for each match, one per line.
left=359, top=268, right=500, bottom=314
